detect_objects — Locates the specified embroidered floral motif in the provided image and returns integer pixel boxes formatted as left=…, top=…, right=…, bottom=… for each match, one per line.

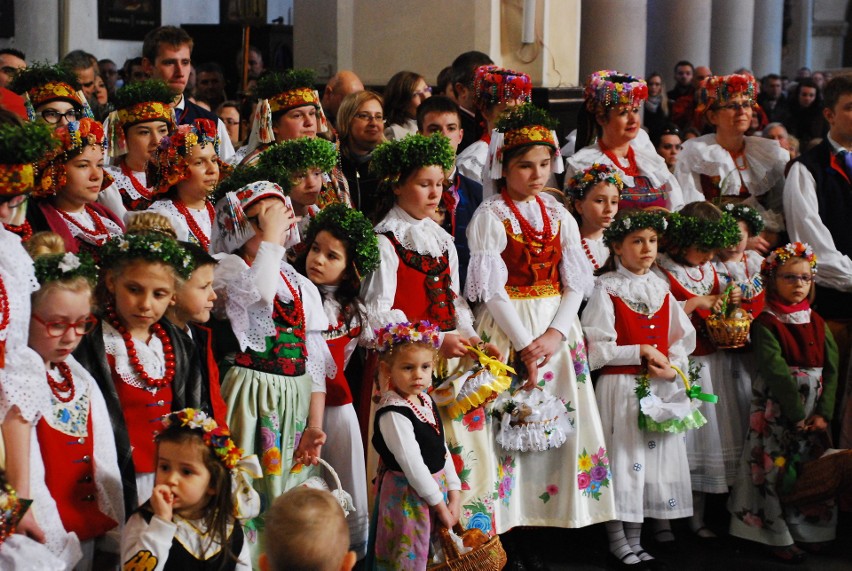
left=539, top=484, right=559, bottom=504
left=569, top=340, right=590, bottom=384
left=494, top=455, right=516, bottom=506
left=448, top=441, right=473, bottom=491
left=260, top=413, right=283, bottom=476
left=48, top=386, right=89, bottom=437
left=577, top=447, right=611, bottom=500
left=461, top=407, right=486, bottom=432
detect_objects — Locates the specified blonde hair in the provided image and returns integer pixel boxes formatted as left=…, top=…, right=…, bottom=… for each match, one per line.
left=125, top=212, right=178, bottom=239
left=27, top=232, right=93, bottom=308
left=263, top=487, right=349, bottom=571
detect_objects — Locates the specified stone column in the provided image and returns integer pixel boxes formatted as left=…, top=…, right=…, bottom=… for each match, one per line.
left=580, top=0, right=648, bottom=79
left=752, top=0, right=785, bottom=76
left=782, top=0, right=814, bottom=76
left=710, top=0, right=756, bottom=74
left=646, top=0, right=712, bottom=78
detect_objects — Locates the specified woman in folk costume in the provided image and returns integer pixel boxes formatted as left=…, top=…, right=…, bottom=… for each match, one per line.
left=28, top=118, right=124, bottom=257
left=566, top=70, right=686, bottom=211
left=146, top=118, right=231, bottom=252
left=460, top=103, right=615, bottom=560
left=675, top=73, right=789, bottom=250
left=100, top=79, right=176, bottom=220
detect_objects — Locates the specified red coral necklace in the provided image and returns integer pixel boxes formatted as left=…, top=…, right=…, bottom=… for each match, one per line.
left=174, top=200, right=214, bottom=251
left=501, top=191, right=552, bottom=253
left=120, top=161, right=155, bottom=200
left=57, top=206, right=111, bottom=246
left=47, top=362, right=75, bottom=403
left=599, top=141, right=639, bottom=177
left=582, top=238, right=601, bottom=270
left=273, top=271, right=305, bottom=341
left=106, top=307, right=176, bottom=389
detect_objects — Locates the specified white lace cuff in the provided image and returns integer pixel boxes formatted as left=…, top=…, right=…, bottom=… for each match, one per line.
left=465, top=251, right=509, bottom=302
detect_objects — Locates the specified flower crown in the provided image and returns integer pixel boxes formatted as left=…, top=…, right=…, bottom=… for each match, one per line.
left=305, top=203, right=380, bottom=277
left=603, top=210, right=668, bottom=245
left=10, top=63, right=90, bottom=121
left=150, top=119, right=228, bottom=195
left=33, top=251, right=98, bottom=286
left=0, top=121, right=57, bottom=197
left=108, top=80, right=177, bottom=158
left=160, top=408, right=243, bottom=470
left=37, top=119, right=112, bottom=198
left=664, top=211, right=741, bottom=251
left=584, top=70, right=648, bottom=114
left=371, top=134, right=455, bottom=183
left=473, top=65, right=533, bottom=107
left=100, top=233, right=195, bottom=279
left=722, top=202, right=764, bottom=236
left=257, top=137, right=338, bottom=178
left=374, top=321, right=441, bottom=354
left=761, top=242, right=818, bottom=277
left=695, top=74, right=759, bottom=118
left=494, top=103, right=559, bottom=160
left=566, top=163, right=625, bottom=200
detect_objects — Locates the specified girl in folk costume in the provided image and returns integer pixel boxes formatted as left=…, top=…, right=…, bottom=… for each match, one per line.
left=728, top=244, right=842, bottom=562
left=456, top=65, right=532, bottom=186
left=368, top=321, right=461, bottom=569
left=29, top=119, right=124, bottom=256
left=146, top=119, right=231, bottom=252
left=566, top=70, right=686, bottom=211
left=294, top=203, right=380, bottom=559
left=565, top=162, right=624, bottom=277
left=100, top=79, right=176, bottom=220
left=675, top=74, right=789, bottom=248
left=9, top=62, right=91, bottom=129
left=652, top=201, right=742, bottom=539
left=122, top=408, right=261, bottom=571
left=713, top=203, right=767, bottom=464
left=582, top=210, right=700, bottom=567
left=210, top=180, right=333, bottom=544
left=25, top=234, right=124, bottom=570
left=462, top=104, right=615, bottom=544
left=73, top=229, right=209, bottom=515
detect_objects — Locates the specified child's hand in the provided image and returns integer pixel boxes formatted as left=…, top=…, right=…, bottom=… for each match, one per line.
left=15, top=509, right=45, bottom=543
left=447, top=491, right=461, bottom=524
left=439, top=334, right=470, bottom=359
left=520, top=328, right=562, bottom=368
left=521, top=356, right=539, bottom=390
left=640, top=344, right=669, bottom=370
left=469, top=338, right=502, bottom=361
left=150, top=484, right=174, bottom=521
left=433, top=501, right=457, bottom=529
left=294, top=426, right=326, bottom=466
left=747, top=233, right=771, bottom=255
left=805, top=414, right=828, bottom=432
left=647, top=361, right=677, bottom=381
left=727, top=286, right=743, bottom=307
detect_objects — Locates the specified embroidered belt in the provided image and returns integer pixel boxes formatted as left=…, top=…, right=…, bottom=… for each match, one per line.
left=234, top=351, right=306, bottom=376
left=505, top=283, right=561, bottom=299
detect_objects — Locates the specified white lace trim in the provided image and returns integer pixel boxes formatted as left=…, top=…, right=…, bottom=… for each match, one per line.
left=374, top=205, right=454, bottom=258
left=103, top=321, right=166, bottom=394
left=765, top=306, right=812, bottom=324
left=214, top=252, right=275, bottom=352
left=562, top=242, right=595, bottom=298
left=479, top=193, right=564, bottom=236
left=715, top=250, right=764, bottom=300
left=464, top=251, right=509, bottom=302
left=43, top=366, right=90, bottom=437
left=104, top=165, right=150, bottom=200
left=597, top=263, right=670, bottom=313
left=656, top=254, right=717, bottom=296
left=63, top=208, right=123, bottom=245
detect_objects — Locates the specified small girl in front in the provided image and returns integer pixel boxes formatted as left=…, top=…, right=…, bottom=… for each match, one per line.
left=582, top=210, right=699, bottom=567
left=294, top=202, right=380, bottom=560
left=368, top=321, right=461, bottom=570
left=121, top=408, right=261, bottom=570
left=565, top=162, right=623, bottom=276
left=728, top=243, right=839, bottom=563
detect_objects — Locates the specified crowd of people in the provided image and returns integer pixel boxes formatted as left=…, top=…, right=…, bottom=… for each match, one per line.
left=0, top=23, right=851, bottom=571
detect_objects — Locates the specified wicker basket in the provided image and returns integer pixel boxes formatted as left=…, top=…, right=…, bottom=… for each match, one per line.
left=705, top=307, right=752, bottom=349
left=427, top=524, right=507, bottom=571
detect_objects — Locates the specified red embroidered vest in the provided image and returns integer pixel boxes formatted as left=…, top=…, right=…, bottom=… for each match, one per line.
left=234, top=299, right=307, bottom=376
left=324, top=323, right=359, bottom=407
left=600, top=295, right=671, bottom=375
left=501, top=223, right=562, bottom=299
left=661, top=266, right=720, bottom=356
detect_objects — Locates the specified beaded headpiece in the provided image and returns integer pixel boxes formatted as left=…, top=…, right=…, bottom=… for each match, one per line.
left=374, top=321, right=441, bottom=354
left=566, top=162, right=625, bottom=200
left=257, top=137, right=338, bottom=179
left=473, top=65, right=533, bottom=107
left=249, top=69, right=328, bottom=148
left=304, top=203, right=381, bottom=277
left=107, top=80, right=177, bottom=158
left=33, top=251, right=98, bottom=286
left=603, top=210, right=668, bottom=246
left=584, top=70, right=648, bottom=115
left=761, top=242, right=818, bottom=278
left=212, top=180, right=290, bottom=255
left=0, top=121, right=57, bottom=197
left=721, top=202, right=764, bottom=236
left=148, top=119, right=231, bottom=196
left=371, top=134, right=456, bottom=183
left=100, top=232, right=195, bottom=279
left=9, top=63, right=93, bottom=123
left=694, top=74, right=759, bottom=118
left=664, top=210, right=742, bottom=251
left=36, top=118, right=112, bottom=198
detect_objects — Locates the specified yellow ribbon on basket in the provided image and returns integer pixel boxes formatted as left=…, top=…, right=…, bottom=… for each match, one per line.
left=443, top=345, right=515, bottom=418
left=671, top=364, right=718, bottom=404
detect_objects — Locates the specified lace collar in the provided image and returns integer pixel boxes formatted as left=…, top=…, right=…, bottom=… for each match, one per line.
left=597, top=261, right=670, bottom=314
left=656, top=253, right=716, bottom=295
left=765, top=305, right=811, bottom=325
left=482, top=192, right=564, bottom=236
left=103, top=320, right=166, bottom=394
left=374, top=205, right=454, bottom=258
left=568, top=131, right=671, bottom=189
left=376, top=390, right=437, bottom=423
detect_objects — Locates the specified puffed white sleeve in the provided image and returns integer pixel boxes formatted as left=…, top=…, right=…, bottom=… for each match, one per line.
left=557, top=209, right=594, bottom=299
left=673, top=154, right=706, bottom=206
left=361, top=234, right=406, bottom=331
left=87, top=369, right=125, bottom=538
left=663, top=170, right=687, bottom=211
left=448, top=244, right=476, bottom=339
left=298, top=274, right=335, bottom=393
left=581, top=285, right=641, bottom=371
left=120, top=512, right=177, bottom=571
left=666, top=293, right=697, bottom=372
left=378, top=412, right=446, bottom=506
left=98, top=176, right=128, bottom=223
left=784, top=162, right=852, bottom=291
left=0, top=535, right=69, bottom=570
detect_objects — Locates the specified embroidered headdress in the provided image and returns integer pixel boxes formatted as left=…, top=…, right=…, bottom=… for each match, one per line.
left=371, top=133, right=455, bottom=184
left=761, top=242, right=817, bottom=278
left=304, top=203, right=380, bottom=277
left=0, top=121, right=57, bottom=197
left=107, top=79, right=177, bottom=158
left=9, top=63, right=93, bottom=123
left=33, top=251, right=98, bottom=286
left=100, top=232, right=195, bottom=279
left=694, top=74, right=759, bottom=118
left=211, top=180, right=290, bottom=254
left=36, top=118, right=112, bottom=197
left=722, top=202, right=764, bottom=236
left=566, top=162, right=625, bottom=200
left=584, top=70, right=648, bottom=115
left=374, top=321, right=441, bottom=354
left=603, top=210, right=668, bottom=245
left=664, top=210, right=742, bottom=251
left=473, top=65, right=533, bottom=107
left=249, top=69, right=328, bottom=149
left=148, top=119, right=231, bottom=196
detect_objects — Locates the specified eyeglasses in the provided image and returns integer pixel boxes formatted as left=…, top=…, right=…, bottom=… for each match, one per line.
left=715, top=100, right=755, bottom=112
left=40, top=108, right=81, bottom=125
left=413, top=86, right=433, bottom=98
left=354, top=112, right=384, bottom=123
left=778, top=273, right=814, bottom=284
left=32, top=314, right=98, bottom=338
left=0, top=194, right=27, bottom=208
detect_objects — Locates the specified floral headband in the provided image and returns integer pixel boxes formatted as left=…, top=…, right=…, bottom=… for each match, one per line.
left=566, top=163, right=625, bottom=200
left=371, top=134, right=455, bottom=183
left=100, top=233, right=195, bottom=279
left=250, top=69, right=328, bottom=147
left=473, top=65, right=533, bottom=107
left=374, top=321, right=441, bottom=354
left=695, top=74, right=759, bottom=118
left=10, top=63, right=93, bottom=123
left=664, top=211, right=742, bottom=251
left=149, top=119, right=229, bottom=196
left=160, top=408, right=262, bottom=521
left=761, top=242, right=818, bottom=278
left=305, top=203, right=380, bottom=277
left=584, top=70, right=648, bottom=114
left=36, top=118, right=112, bottom=198
left=0, top=121, right=57, bottom=197
left=108, top=80, right=177, bottom=158
left=33, top=251, right=98, bottom=286
left=722, top=202, right=764, bottom=236
left=603, top=210, right=668, bottom=245
left=485, top=103, right=562, bottom=189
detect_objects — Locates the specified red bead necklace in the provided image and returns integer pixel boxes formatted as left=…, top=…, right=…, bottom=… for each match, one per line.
left=683, top=264, right=705, bottom=283
left=47, top=362, right=75, bottom=403
left=106, top=307, right=176, bottom=389
left=0, top=274, right=9, bottom=367
left=396, top=393, right=440, bottom=434
left=581, top=238, right=601, bottom=271
left=120, top=161, right=155, bottom=200
left=57, top=205, right=111, bottom=246
left=501, top=191, right=552, bottom=253
left=599, top=140, right=639, bottom=177
left=273, top=271, right=305, bottom=341
left=173, top=200, right=214, bottom=251
left=3, top=221, right=32, bottom=242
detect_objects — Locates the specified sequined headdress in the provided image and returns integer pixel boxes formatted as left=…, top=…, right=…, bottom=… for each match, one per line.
left=9, top=63, right=93, bottom=123
left=584, top=70, right=648, bottom=115
left=248, top=69, right=328, bottom=149
left=694, top=74, right=759, bottom=119
left=107, top=79, right=177, bottom=158
left=148, top=119, right=231, bottom=196
left=473, top=65, right=533, bottom=107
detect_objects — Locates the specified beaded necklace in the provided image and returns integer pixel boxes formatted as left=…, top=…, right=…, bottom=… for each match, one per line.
left=599, top=140, right=639, bottom=177
left=500, top=191, right=552, bottom=254
left=273, top=271, right=305, bottom=342
left=173, top=200, right=214, bottom=251
left=47, top=362, right=75, bottom=403
left=3, top=221, right=32, bottom=242
left=683, top=264, right=705, bottom=282
left=0, top=274, right=9, bottom=367
left=57, top=205, right=111, bottom=246
left=395, top=393, right=440, bottom=434
left=581, top=238, right=601, bottom=270
left=119, top=161, right=155, bottom=201
left=106, top=307, right=176, bottom=390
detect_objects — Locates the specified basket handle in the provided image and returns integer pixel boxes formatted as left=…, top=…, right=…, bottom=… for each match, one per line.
left=670, top=364, right=718, bottom=404
left=316, top=457, right=345, bottom=494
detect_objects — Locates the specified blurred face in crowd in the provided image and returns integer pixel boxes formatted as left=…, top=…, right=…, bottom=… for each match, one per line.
left=99, top=60, right=118, bottom=91
left=419, top=111, right=463, bottom=153
left=693, top=66, right=712, bottom=87
left=349, top=98, right=384, bottom=152
left=146, top=43, right=191, bottom=94
left=765, top=78, right=783, bottom=100
left=76, top=66, right=97, bottom=101
left=824, top=92, right=852, bottom=145
left=0, top=52, right=25, bottom=88
left=219, top=106, right=240, bottom=145
left=93, top=75, right=108, bottom=105
left=196, top=71, right=224, bottom=102
left=798, top=86, right=817, bottom=108
left=764, top=124, right=791, bottom=150
left=405, top=77, right=431, bottom=119
left=128, top=63, right=150, bottom=84
left=708, top=92, right=753, bottom=136
left=647, top=75, right=662, bottom=98
left=272, top=105, right=318, bottom=141
left=674, top=64, right=693, bottom=87
left=656, top=133, right=682, bottom=168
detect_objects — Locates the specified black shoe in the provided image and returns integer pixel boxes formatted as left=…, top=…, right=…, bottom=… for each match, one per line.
left=691, top=526, right=719, bottom=541
left=637, top=555, right=669, bottom=571
left=606, top=552, right=648, bottom=569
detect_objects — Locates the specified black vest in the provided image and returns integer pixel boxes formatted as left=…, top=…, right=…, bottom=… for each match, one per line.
left=794, top=138, right=852, bottom=319
left=177, top=99, right=220, bottom=126
left=139, top=510, right=243, bottom=571
left=372, top=398, right=447, bottom=474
